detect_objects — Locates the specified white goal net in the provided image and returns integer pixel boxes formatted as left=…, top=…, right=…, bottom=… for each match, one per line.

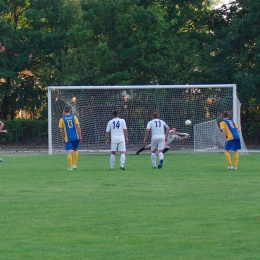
left=194, top=96, right=248, bottom=153
left=48, top=85, right=248, bottom=154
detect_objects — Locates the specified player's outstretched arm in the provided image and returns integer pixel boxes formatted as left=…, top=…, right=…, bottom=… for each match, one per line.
left=179, top=134, right=190, bottom=141
left=77, top=124, right=82, bottom=142
left=180, top=133, right=189, bottom=136
left=165, top=125, right=170, bottom=142
left=59, top=128, right=65, bottom=143
left=105, top=132, right=110, bottom=145
left=124, top=129, right=129, bottom=144
left=144, top=129, right=150, bottom=144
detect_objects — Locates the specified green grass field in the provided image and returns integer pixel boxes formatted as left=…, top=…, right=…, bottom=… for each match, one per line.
left=0, top=152, right=259, bottom=260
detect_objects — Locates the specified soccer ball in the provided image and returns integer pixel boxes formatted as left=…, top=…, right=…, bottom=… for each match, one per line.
left=185, top=119, right=192, bottom=126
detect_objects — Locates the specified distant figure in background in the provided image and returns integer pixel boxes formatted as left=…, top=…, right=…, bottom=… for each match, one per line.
left=59, top=107, right=82, bottom=170
left=105, top=110, right=128, bottom=170
left=0, top=120, right=8, bottom=162
left=136, top=127, right=190, bottom=155
left=219, top=111, right=241, bottom=170
left=144, top=112, right=169, bottom=169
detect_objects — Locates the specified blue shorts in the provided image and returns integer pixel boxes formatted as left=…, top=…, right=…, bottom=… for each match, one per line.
left=225, top=139, right=241, bottom=151
left=65, top=140, right=79, bottom=151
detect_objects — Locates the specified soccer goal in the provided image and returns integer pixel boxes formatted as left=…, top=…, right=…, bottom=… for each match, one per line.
left=194, top=97, right=248, bottom=154
left=48, top=84, right=247, bottom=154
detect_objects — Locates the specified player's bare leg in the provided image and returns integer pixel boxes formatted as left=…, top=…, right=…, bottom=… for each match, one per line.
left=224, top=151, right=233, bottom=169
left=67, top=150, right=73, bottom=170
left=73, top=149, right=78, bottom=169
left=234, top=150, right=239, bottom=169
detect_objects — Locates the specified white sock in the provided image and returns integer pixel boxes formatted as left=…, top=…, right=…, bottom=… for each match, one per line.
left=151, top=153, right=156, bottom=166
left=110, top=154, right=115, bottom=169
left=159, top=152, right=164, bottom=161
left=120, top=154, right=125, bottom=167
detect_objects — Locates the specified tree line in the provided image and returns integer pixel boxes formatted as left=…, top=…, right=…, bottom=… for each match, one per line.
left=0, top=0, right=260, bottom=145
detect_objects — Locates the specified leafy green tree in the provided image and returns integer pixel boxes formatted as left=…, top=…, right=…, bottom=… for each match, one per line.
left=207, top=0, right=260, bottom=103
left=0, top=0, right=82, bottom=119
left=0, top=0, right=46, bottom=119
left=205, top=0, right=260, bottom=143
left=26, top=0, right=83, bottom=86
left=60, top=0, right=166, bottom=85
left=61, top=0, right=214, bottom=86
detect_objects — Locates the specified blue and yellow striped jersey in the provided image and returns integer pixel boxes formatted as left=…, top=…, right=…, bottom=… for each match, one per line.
left=59, top=115, right=80, bottom=142
left=220, top=119, right=240, bottom=140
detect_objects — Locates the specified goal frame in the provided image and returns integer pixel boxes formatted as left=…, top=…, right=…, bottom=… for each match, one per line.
left=48, top=84, right=237, bottom=155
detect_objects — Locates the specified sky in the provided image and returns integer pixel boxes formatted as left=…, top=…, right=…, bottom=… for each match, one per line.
left=215, top=0, right=231, bottom=8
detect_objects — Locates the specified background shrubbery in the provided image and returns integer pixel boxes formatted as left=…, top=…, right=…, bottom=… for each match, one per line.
left=0, top=116, right=259, bottom=148
left=1, top=0, right=260, bottom=146
left=0, top=120, right=48, bottom=146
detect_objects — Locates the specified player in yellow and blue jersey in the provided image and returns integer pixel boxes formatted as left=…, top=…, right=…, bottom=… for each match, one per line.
left=59, top=107, right=82, bottom=170
left=219, top=111, right=241, bottom=170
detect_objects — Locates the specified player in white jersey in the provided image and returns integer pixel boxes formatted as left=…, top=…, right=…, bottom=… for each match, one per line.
left=143, top=112, right=170, bottom=169
left=136, top=128, right=190, bottom=154
left=105, top=110, right=129, bottom=170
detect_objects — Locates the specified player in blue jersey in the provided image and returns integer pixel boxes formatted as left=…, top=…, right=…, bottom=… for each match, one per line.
left=59, top=107, right=82, bottom=170
left=219, top=111, right=241, bottom=170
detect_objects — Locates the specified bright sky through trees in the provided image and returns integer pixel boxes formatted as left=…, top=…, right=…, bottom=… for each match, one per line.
left=215, top=0, right=231, bottom=8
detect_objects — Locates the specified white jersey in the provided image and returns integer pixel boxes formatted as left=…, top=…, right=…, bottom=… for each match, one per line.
left=146, top=119, right=168, bottom=140
left=106, top=118, right=127, bottom=143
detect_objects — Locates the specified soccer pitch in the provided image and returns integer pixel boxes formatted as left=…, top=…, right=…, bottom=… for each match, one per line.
left=0, top=152, right=259, bottom=260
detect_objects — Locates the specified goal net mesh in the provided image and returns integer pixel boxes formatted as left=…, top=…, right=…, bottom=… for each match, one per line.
left=194, top=98, right=248, bottom=154
left=49, top=86, right=248, bottom=153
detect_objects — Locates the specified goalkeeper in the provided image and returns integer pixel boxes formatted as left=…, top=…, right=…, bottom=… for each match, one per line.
left=136, top=127, right=190, bottom=155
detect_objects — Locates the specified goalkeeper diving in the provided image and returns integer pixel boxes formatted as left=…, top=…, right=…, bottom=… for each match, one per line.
left=136, top=127, right=190, bottom=155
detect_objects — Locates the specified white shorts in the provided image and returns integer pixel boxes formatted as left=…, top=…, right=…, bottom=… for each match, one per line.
left=151, top=138, right=165, bottom=151
left=111, top=142, right=126, bottom=152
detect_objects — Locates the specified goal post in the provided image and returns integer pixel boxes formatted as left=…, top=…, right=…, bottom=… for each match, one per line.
left=48, top=84, right=246, bottom=154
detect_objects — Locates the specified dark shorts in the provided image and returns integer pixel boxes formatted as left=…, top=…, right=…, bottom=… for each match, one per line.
left=225, top=139, right=241, bottom=151
left=65, top=140, right=79, bottom=151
